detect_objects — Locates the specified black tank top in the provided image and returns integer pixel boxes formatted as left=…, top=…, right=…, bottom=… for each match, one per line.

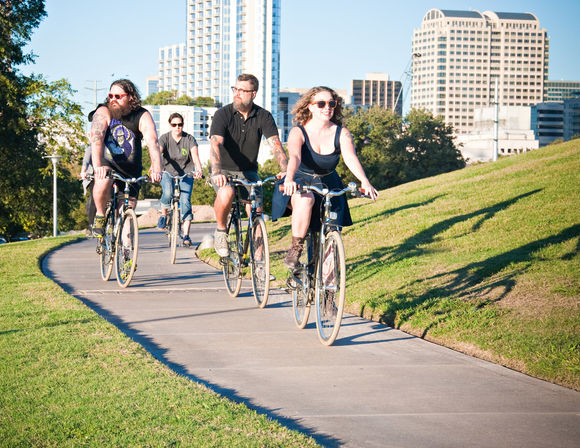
left=298, top=125, right=341, bottom=175
left=90, top=105, right=146, bottom=177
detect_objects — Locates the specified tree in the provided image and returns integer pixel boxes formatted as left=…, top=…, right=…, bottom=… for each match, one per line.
left=0, top=0, right=87, bottom=238
left=402, top=109, right=465, bottom=180
left=338, top=106, right=465, bottom=191
left=143, top=91, right=215, bottom=108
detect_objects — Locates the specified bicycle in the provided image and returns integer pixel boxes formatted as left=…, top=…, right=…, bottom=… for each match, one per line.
left=162, top=170, right=202, bottom=264
left=220, top=176, right=276, bottom=308
left=285, top=182, right=371, bottom=345
left=92, top=171, right=150, bottom=288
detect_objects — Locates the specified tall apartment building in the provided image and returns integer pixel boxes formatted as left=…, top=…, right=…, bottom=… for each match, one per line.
left=351, top=73, right=402, bottom=115
left=545, top=80, right=580, bottom=101
left=411, top=9, right=549, bottom=134
left=157, top=0, right=281, bottom=120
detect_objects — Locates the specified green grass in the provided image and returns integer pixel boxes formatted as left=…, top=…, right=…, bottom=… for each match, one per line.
left=267, top=141, right=580, bottom=390
left=0, top=237, right=319, bottom=447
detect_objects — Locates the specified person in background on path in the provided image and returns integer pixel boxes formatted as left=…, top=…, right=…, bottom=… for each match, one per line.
left=209, top=73, right=288, bottom=257
left=272, top=86, right=378, bottom=269
left=88, top=79, right=162, bottom=237
left=80, top=146, right=96, bottom=236
left=157, top=112, right=203, bottom=247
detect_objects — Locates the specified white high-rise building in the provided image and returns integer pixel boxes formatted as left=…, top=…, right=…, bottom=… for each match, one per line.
left=411, top=9, right=549, bottom=134
left=157, top=0, right=281, bottom=120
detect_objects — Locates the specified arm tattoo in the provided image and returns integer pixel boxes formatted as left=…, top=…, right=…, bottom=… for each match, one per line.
left=210, top=135, right=222, bottom=175
left=90, top=114, right=107, bottom=144
left=267, top=135, right=288, bottom=171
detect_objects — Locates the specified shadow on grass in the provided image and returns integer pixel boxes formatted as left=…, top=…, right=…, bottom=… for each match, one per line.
left=348, top=189, right=543, bottom=285
left=348, top=194, right=447, bottom=227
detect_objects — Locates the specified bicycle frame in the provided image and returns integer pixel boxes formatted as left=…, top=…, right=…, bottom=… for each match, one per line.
left=221, top=176, right=275, bottom=306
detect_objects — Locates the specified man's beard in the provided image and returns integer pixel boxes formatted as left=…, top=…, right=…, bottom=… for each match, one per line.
left=107, top=102, right=131, bottom=120
left=233, top=97, right=252, bottom=113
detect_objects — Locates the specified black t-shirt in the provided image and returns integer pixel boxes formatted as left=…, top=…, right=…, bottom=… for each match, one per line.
left=209, top=103, right=278, bottom=171
left=159, top=131, right=198, bottom=176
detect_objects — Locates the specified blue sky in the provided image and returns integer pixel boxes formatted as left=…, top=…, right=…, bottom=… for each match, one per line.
left=22, top=0, right=580, bottom=115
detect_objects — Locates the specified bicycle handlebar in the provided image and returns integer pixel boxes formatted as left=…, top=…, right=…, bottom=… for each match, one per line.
left=278, top=182, right=373, bottom=199
left=230, top=176, right=276, bottom=188
left=82, top=172, right=150, bottom=184
left=162, top=170, right=204, bottom=180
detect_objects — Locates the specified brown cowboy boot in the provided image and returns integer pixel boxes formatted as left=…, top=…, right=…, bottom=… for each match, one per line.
left=284, top=236, right=305, bottom=270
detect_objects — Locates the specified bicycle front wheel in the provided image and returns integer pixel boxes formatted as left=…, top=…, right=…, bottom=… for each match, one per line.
left=222, top=218, right=242, bottom=297
left=114, top=209, right=139, bottom=288
left=98, top=211, right=115, bottom=281
left=315, top=230, right=346, bottom=346
left=250, top=216, right=270, bottom=308
left=170, top=202, right=179, bottom=264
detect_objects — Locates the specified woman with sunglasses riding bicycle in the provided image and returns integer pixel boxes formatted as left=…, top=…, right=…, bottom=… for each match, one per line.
left=157, top=112, right=203, bottom=247
left=272, top=86, right=378, bottom=269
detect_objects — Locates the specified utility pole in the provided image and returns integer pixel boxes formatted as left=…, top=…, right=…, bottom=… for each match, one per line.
left=493, top=78, right=499, bottom=162
left=44, top=153, right=63, bottom=237
left=85, top=80, right=106, bottom=110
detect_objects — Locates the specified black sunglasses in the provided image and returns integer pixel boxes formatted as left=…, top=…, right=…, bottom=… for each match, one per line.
left=108, top=93, right=128, bottom=100
left=170, top=123, right=184, bottom=127
left=312, top=100, right=337, bottom=109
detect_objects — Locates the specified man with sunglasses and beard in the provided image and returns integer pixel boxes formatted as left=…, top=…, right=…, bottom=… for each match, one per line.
left=157, top=112, right=203, bottom=247
left=88, top=79, right=162, bottom=237
left=210, top=73, right=288, bottom=257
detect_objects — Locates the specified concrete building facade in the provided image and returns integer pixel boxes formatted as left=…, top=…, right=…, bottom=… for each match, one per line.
left=351, top=73, right=402, bottom=114
left=411, top=9, right=549, bottom=135
left=157, top=0, right=281, bottom=119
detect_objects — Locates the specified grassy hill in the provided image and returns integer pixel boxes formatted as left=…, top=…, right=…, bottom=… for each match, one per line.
left=268, top=140, right=579, bottom=390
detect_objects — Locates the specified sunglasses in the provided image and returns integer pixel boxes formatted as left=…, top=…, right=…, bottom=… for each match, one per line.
left=108, top=93, right=128, bottom=100
left=312, top=100, right=337, bottom=109
left=170, top=122, right=184, bottom=127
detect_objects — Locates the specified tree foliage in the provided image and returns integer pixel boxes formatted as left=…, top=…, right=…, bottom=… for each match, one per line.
left=143, top=90, right=215, bottom=107
left=336, top=106, right=465, bottom=190
left=0, top=0, right=87, bottom=238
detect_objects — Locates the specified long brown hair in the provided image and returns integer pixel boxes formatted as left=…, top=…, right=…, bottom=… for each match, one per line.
left=291, top=86, right=343, bottom=126
left=106, top=79, right=142, bottom=111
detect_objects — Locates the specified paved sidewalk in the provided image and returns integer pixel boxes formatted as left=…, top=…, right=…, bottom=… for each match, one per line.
left=42, top=224, right=580, bottom=448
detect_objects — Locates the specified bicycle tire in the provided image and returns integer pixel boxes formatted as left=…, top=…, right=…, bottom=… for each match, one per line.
left=98, top=208, right=115, bottom=281
left=291, top=233, right=313, bottom=328
left=315, top=230, right=346, bottom=346
left=250, top=216, right=270, bottom=308
left=114, top=209, right=139, bottom=288
left=222, top=216, right=242, bottom=297
left=170, top=201, right=179, bottom=264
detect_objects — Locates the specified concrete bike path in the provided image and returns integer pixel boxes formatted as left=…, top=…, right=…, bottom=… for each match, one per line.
left=42, top=224, right=580, bottom=448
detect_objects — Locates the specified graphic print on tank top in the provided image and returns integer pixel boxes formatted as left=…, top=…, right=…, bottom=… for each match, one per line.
left=105, top=119, right=136, bottom=163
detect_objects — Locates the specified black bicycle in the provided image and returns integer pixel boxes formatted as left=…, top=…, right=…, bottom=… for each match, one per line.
left=92, top=171, right=149, bottom=288
left=221, top=176, right=276, bottom=308
left=285, top=182, right=371, bottom=345
left=162, top=170, right=202, bottom=264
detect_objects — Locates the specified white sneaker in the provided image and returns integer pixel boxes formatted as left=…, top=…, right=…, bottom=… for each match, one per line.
left=214, top=230, right=229, bottom=257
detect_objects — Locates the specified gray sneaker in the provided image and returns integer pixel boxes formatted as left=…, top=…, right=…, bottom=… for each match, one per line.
left=214, top=230, right=229, bottom=257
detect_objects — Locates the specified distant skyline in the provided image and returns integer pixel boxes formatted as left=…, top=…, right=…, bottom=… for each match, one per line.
left=22, top=0, right=580, bottom=116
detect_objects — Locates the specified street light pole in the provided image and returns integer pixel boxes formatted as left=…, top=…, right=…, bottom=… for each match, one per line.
left=45, top=153, right=63, bottom=237
left=493, top=78, right=499, bottom=162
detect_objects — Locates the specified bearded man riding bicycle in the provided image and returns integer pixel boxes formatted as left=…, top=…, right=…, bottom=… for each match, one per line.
left=210, top=73, right=288, bottom=257
left=89, top=79, right=162, bottom=237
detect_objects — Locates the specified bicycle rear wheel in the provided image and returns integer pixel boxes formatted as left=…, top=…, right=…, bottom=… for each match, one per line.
left=250, top=216, right=270, bottom=308
left=170, top=202, right=179, bottom=264
left=292, top=234, right=313, bottom=328
left=98, top=207, right=115, bottom=281
left=315, top=230, right=346, bottom=346
left=222, top=217, right=242, bottom=297
left=114, top=209, right=139, bottom=288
